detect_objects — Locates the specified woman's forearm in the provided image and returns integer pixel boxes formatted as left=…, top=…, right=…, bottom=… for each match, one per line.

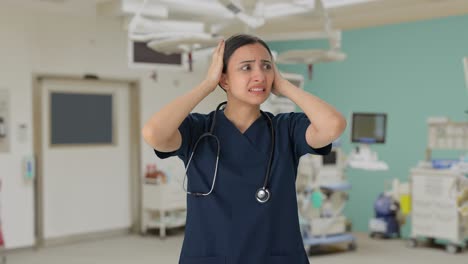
left=280, top=81, right=347, bottom=147
left=142, top=81, right=214, bottom=151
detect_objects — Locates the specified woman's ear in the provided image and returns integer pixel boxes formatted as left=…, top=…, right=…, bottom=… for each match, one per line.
left=219, top=74, right=229, bottom=90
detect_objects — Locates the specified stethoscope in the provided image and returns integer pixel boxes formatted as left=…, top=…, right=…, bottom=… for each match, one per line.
left=182, top=101, right=275, bottom=204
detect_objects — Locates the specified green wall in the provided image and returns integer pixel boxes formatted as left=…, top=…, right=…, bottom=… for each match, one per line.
left=269, top=15, right=468, bottom=236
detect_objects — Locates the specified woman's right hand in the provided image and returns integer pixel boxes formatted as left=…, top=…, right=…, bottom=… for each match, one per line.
left=203, top=39, right=225, bottom=92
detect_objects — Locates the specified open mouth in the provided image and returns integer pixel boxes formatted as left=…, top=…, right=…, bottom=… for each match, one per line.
left=248, top=88, right=266, bottom=93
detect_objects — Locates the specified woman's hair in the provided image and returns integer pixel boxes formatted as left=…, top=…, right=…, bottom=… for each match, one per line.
left=222, top=34, right=273, bottom=73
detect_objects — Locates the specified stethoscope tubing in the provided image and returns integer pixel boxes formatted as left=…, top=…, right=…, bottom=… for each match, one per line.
left=182, top=101, right=274, bottom=203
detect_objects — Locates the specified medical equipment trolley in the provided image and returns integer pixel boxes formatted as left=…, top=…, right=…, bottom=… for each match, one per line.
left=297, top=148, right=356, bottom=254
left=407, top=168, right=468, bottom=253
left=141, top=182, right=187, bottom=238
left=300, top=183, right=356, bottom=254
left=407, top=118, right=468, bottom=253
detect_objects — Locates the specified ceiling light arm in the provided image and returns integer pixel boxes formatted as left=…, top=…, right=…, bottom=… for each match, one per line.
left=128, top=0, right=149, bottom=35
left=218, top=0, right=265, bottom=29
left=315, top=0, right=341, bottom=50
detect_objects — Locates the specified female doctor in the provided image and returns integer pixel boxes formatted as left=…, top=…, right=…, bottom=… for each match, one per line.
left=142, top=34, right=347, bottom=264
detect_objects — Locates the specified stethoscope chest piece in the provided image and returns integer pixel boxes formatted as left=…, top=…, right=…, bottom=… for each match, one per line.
left=256, top=188, right=271, bottom=203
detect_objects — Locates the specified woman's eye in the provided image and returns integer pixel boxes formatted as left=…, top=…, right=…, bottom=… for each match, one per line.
left=263, top=64, right=272, bottom=70
left=241, top=65, right=251, bottom=71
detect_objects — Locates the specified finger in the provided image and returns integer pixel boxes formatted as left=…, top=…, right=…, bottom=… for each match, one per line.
left=212, top=41, right=221, bottom=57
left=212, top=50, right=223, bottom=67
left=214, top=39, right=222, bottom=54
left=216, top=39, right=225, bottom=57
left=212, top=41, right=223, bottom=61
left=211, top=48, right=219, bottom=62
left=219, top=39, right=224, bottom=52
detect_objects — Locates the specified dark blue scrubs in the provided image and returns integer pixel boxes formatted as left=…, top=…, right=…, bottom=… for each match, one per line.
left=154, top=110, right=331, bottom=264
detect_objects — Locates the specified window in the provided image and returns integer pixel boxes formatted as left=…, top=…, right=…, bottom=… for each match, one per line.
left=50, top=92, right=113, bottom=145
left=128, top=40, right=187, bottom=70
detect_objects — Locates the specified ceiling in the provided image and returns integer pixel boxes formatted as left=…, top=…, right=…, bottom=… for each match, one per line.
left=3, top=0, right=468, bottom=39
left=1, top=0, right=110, bottom=16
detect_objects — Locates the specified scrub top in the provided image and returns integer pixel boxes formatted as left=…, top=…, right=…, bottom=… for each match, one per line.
left=154, top=110, right=331, bottom=264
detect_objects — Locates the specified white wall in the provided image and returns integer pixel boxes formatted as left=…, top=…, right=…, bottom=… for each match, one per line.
left=0, top=7, right=36, bottom=249
left=0, top=6, right=225, bottom=249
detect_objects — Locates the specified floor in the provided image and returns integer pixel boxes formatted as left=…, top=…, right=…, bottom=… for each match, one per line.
left=5, top=232, right=467, bottom=264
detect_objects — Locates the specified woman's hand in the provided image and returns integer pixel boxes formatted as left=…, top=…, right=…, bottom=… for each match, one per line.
left=203, top=39, right=225, bottom=92
left=272, top=63, right=288, bottom=96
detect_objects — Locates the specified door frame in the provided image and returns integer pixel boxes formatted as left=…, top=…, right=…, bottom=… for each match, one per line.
left=32, top=74, right=142, bottom=247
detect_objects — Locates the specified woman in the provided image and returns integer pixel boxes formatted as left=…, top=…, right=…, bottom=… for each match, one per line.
left=142, top=34, right=346, bottom=264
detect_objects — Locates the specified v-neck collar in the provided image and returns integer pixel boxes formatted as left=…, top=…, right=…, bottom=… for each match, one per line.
left=219, top=111, right=264, bottom=136
left=217, top=110, right=271, bottom=158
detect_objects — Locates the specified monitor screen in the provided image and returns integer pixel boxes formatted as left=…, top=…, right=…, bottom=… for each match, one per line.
left=322, top=150, right=337, bottom=165
left=351, top=113, right=387, bottom=144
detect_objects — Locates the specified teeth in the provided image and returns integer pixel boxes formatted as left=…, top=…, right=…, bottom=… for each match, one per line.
left=250, top=88, right=264, bottom=92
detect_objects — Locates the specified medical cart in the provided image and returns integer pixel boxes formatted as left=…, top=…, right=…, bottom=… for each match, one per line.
left=297, top=148, right=356, bottom=254
left=408, top=168, right=468, bottom=253
left=300, top=183, right=356, bottom=254
left=407, top=118, right=468, bottom=253
left=141, top=182, right=187, bottom=238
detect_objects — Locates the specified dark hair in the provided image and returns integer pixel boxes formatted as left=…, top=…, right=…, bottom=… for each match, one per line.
left=222, top=34, right=273, bottom=73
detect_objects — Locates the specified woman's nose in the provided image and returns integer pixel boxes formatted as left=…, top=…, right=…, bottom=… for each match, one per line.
left=252, top=67, right=266, bottom=82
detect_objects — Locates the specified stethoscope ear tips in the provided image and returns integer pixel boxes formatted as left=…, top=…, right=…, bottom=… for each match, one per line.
left=256, top=188, right=271, bottom=203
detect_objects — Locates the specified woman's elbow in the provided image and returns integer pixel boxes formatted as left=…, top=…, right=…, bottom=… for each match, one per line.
left=337, top=116, right=347, bottom=134
left=331, top=116, right=347, bottom=139
left=142, top=125, right=157, bottom=146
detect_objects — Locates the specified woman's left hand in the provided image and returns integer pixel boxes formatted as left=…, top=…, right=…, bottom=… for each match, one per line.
left=272, top=64, right=287, bottom=96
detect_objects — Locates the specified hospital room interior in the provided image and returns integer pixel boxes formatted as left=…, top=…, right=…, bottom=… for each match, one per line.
left=1, top=0, right=468, bottom=263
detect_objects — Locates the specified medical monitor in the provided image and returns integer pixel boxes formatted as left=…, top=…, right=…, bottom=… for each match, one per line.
left=351, top=113, right=387, bottom=144
left=322, top=149, right=337, bottom=166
